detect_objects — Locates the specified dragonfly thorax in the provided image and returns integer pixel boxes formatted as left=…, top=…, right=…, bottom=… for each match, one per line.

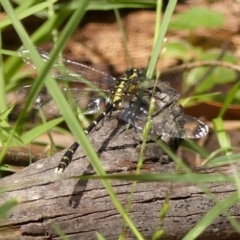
left=111, top=68, right=145, bottom=109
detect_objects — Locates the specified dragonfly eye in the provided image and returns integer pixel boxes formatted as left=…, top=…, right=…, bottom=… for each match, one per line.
left=125, top=68, right=135, bottom=77
left=125, top=68, right=144, bottom=79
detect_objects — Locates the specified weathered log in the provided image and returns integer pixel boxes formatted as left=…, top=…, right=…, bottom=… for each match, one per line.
left=0, top=114, right=239, bottom=240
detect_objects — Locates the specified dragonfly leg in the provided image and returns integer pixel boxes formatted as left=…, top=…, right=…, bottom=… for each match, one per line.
left=55, top=141, right=79, bottom=174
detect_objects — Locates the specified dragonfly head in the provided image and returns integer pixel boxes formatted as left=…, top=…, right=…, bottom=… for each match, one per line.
left=124, top=68, right=145, bottom=79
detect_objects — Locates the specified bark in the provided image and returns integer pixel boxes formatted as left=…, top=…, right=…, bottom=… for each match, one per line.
left=0, top=114, right=240, bottom=240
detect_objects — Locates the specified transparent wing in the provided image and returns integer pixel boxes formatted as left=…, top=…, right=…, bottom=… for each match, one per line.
left=151, top=109, right=208, bottom=138
left=17, top=86, right=110, bottom=116
left=18, top=47, right=115, bottom=116
left=120, top=105, right=208, bottom=139
left=18, top=47, right=116, bottom=90
left=119, top=92, right=208, bottom=139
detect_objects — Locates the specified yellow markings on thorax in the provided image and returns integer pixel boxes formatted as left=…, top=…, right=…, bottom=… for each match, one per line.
left=112, top=80, right=126, bottom=104
left=111, top=69, right=140, bottom=109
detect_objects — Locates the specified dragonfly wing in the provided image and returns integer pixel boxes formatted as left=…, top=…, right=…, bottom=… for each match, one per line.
left=17, top=86, right=110, bottom=116
left=119, top=95, right=208, bottom=139
left=18, top=47, right=116, bottom=89
left=150, top=109, right=209, bottom=138
left=60, top=87, right=110, bottom=115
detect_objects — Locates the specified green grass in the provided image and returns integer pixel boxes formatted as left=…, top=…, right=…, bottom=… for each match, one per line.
left=1, top=0, right=240, bottom=239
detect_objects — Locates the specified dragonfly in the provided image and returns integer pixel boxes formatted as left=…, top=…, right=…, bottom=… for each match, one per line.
left=18, top=47, right=209, bottom=173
